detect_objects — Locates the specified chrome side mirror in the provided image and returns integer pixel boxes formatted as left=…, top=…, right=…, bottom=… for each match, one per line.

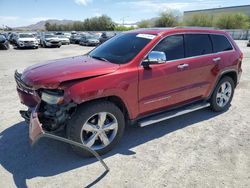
left=142, top=51, right=166, bottom=68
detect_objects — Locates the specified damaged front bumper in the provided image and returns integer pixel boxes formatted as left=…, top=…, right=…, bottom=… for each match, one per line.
left=24, top=105, right=109, bottom=171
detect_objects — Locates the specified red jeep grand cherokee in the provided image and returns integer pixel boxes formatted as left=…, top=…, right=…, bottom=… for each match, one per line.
left=15, top=28, right=243, bottom=156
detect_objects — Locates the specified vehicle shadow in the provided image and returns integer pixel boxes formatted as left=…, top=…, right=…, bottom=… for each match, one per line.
left=0, top=108, right=224, bottom=188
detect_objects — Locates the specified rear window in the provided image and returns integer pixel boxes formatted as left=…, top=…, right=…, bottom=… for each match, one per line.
left=185, top=34, right=212, bottom=57
left=210, top=34, right=233, bottom=53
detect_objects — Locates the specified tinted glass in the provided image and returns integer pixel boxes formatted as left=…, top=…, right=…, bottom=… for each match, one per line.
left=210, top=34, right=233, bottom=52
left=153, top=35, right=184, bottom=61
left=185, top=34, right=212, bottom=57
left=89, top=33, right=153, bottom=64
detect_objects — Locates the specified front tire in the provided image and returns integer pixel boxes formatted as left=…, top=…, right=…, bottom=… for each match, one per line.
left=67, top=101, right=125, bottom=157
left=210, top=76, right=235, bottom=112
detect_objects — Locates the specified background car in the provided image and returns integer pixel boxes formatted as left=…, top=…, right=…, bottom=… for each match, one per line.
left=69, top=34, right=82, bottom=44
left=7, top=32, right=18, bottom=45
left=99, top=32, right=115, bottom=44
left=15, top=33, right=39, bottom=49
left=58, top=35, right=70, bottom=45
left=247, top=38, right=250, bottom=47
left=79, top=34, right=99, bottom=46
left=0, top=34, right=10, bottom=50
left=41, top=34, right=61, bottom=48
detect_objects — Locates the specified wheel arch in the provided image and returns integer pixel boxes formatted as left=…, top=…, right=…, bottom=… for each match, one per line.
left=76, top=95, right=131, bottom=121
left=208, top=69, right=238, bottom=100
left=221, top=70, right=238, bottom=87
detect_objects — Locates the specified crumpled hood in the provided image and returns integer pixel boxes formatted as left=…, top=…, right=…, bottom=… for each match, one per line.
left=21, top=55, right=119, bottom=89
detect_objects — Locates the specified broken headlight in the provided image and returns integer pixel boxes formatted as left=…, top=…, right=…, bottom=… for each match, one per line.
left=41, top=90, right=64, bottom=105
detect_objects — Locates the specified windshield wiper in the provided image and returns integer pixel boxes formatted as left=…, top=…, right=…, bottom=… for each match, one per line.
left=90, top=55, right=109, bottom=62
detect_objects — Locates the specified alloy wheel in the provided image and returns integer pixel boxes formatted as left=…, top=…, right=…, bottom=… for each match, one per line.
left=80, top=112, right=118, bottom=150
left=216, top=81, right=232, bottom=107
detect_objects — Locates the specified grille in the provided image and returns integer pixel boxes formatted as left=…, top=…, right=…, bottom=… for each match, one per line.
left=14, top=70, right=34, bottom=94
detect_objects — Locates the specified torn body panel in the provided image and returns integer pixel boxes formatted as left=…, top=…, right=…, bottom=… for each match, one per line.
left=28, top=105, right=109, bottom=171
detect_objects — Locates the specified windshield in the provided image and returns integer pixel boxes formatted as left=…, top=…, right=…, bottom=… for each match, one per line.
left=19, top=34, right=34, bottom=38
left=45, top=34, right=56, bottom=38
left=58, top=35, right=67, bottom=38
left=89, top=33, right=154, bottom=64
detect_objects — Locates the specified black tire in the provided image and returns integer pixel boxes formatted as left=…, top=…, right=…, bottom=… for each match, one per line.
left=67, top=101, right=125, bottom=157
left=210, top=76, right=235, bottom=112
left=42, top=42, right=46, bottom=48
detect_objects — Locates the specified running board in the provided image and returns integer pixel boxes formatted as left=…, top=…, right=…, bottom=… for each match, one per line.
left=138, top=102, right=210, bottom=127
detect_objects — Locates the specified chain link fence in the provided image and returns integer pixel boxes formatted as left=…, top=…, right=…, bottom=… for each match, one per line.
left=225, top=29, right=250, bottom=40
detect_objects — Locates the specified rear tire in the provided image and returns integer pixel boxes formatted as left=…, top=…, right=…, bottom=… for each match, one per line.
left=67, top=101, right=125, bottom=157
left=210, top=76, right=235, bottom=112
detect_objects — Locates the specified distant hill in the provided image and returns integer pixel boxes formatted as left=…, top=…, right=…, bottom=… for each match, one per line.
left=14, top=19, right=77, bottom=31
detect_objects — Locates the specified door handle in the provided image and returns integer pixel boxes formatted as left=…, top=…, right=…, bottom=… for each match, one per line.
left=177, top=63, right=189, bottom=69
left=213, top=57, right=221, bottom=63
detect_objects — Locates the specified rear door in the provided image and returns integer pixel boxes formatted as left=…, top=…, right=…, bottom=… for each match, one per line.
left=182, top=33, right=217, bottom=98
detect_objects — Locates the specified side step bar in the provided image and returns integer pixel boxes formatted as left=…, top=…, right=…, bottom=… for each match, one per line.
left=138, top=102, right=210, bottom=127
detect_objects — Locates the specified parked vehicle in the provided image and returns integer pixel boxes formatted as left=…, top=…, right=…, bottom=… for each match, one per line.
left=8, top=32, right=18, bottom=45
left=41, top=34, right=61, bottom=48
left=0, top=34, right=10, bottom=50
left=15, top=33, right=39, bottom=49
left=79, top=34, right=99, bottom=46
left=99, top=32, right=115, bottom=44
left=69, top=34, right=82, bottom=44
left=247, top=38, right=250, bottom=47
left=15, top=28, right=243, bottom=156
left=58, top=35, right=70, bottom=45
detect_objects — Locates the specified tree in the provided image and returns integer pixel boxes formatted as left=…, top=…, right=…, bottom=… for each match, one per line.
left=154, top=12, right=178, bottom=27
left=137, top=20, right=152, bottom=28
left=45, top=22, right=51, bottom=31
left=215, top=13, right=250, bottom=29
left=114, top=25, right=135, bottom=31
left=185, top=14, right=214, bottom=27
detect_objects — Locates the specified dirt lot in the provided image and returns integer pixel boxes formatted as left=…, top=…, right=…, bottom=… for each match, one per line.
left=0, top=41, right=250, bottom=188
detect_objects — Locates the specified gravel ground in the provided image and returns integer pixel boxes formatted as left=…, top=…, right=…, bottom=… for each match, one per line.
left=0, top=41, right=249, bottom=188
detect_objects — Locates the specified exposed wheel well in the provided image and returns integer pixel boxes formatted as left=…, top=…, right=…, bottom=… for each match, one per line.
left=221, top=71, right=237, bottom=87
left=78, top=96, right=130, bottom=120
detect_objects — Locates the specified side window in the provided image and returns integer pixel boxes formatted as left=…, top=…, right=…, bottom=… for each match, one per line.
left=153, top=35, right=184, bottom=61
left=185, top=34, right=212, bottom=57
left=210, top=34, right=233, bottom=53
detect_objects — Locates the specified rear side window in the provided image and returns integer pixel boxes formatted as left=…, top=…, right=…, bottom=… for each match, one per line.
left=185, top=34, right=212, bottom=57
left=210, top=34, right=233, bottom=53
left=153, top=35, right=184, bottom=61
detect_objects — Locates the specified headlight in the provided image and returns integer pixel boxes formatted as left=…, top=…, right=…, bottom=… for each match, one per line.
left=18, top=41, right=23, bottom=44
left=41, top=90, right=64, bottom=104
left=45, top=39, right=51, bottom=42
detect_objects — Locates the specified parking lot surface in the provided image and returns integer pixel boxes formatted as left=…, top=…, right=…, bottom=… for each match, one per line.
left=0, top=42, right=250, bottom=188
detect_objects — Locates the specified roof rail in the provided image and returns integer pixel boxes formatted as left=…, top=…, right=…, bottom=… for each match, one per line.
left=174, top=26, right=219, bottom=30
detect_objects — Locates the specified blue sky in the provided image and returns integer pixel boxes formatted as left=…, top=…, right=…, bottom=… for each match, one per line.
left=0, top=0, right=249, bottom=27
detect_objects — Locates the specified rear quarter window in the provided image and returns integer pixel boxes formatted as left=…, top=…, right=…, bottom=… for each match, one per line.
left=210, top=34, right=233, bottom=53
left=185, top=34, right=213, bottom=57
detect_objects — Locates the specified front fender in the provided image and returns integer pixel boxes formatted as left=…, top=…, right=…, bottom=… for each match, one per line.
left=64, top=70, right=139, bottom=119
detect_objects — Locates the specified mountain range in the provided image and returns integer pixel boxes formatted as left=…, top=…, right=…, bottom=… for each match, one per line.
left=14, top=19, right=76, bottom=30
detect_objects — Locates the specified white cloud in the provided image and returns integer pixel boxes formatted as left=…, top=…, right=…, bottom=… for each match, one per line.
left=116, top=0, right=228, bottom=13
left=74, top=0, right=92, bottom=6
left=29, top=17, right=55, bottom=22
left=0, top=16, right=20, bottom=21
left=0, top=16, right=21, bottom=27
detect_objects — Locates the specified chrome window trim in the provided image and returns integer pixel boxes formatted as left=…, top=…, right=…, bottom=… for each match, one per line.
left=139, top=32, right=235, bottom=66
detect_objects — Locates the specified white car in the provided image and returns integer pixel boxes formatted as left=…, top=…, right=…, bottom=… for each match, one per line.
left=58, top=35, right=70, bottom=45
left=41, top=34, right=61, bottom=48
left=16, top=33, right=39, bottom=49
